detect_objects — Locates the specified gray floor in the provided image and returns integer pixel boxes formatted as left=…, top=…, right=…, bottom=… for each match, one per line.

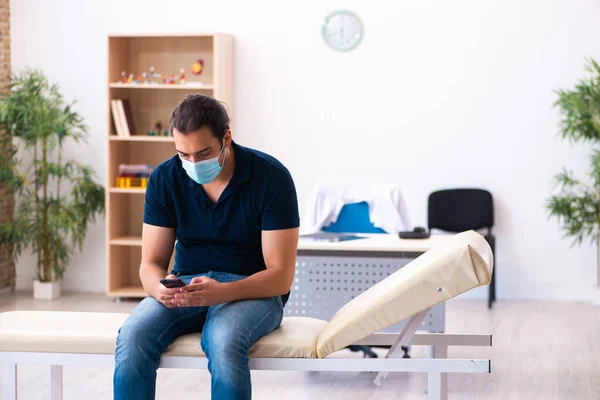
left=1, top=292, right=599, bottom=399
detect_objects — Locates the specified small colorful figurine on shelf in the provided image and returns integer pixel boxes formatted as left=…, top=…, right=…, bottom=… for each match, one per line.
left=147, top=121, right=164, bottom=136
left=191, top=58, right=204, bottom=75
left=151, top=66, right=163, bottom=84
left=148, top=66, right=156, bottom=84
left=117, top=65, right=200, bottom=86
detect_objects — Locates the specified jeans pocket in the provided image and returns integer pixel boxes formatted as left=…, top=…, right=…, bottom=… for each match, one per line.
left=273, top=295, right=284, bottom=310
left=179, top=273, right=207, bottom=285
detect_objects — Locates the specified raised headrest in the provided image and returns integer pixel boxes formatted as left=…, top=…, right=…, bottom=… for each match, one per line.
left=316, top=230, right=493, bottom=358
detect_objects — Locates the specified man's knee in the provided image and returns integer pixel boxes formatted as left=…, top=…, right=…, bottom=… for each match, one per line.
left=202, top=333, right=250, bottom=384
left=116, top=321, right=157, bottom=361
left=202, top=324, right=250, bottom=360
left=117, top=321, right=149, bottom=349
left=116, top=299, right=164, bottom=359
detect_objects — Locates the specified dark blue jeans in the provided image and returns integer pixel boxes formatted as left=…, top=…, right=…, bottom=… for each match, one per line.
left=113, top=272, right=284, bottom=400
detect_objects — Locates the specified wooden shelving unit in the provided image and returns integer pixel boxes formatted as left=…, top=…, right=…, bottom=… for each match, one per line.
left=106, top=33, right=233, bottom=298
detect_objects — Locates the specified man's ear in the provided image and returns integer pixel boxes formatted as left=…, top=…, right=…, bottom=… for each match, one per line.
left=224, top=130, right=233, bottom=147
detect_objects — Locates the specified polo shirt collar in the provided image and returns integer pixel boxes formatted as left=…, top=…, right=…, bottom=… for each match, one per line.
left=229, top=141, right=251, bottom=186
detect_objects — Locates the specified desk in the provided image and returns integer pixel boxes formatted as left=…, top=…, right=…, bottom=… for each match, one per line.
left=288, top=234, right=451, bottom=333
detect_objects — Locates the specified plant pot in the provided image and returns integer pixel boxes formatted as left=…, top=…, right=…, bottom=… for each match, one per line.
left=33, top=280, right=61, bottom=300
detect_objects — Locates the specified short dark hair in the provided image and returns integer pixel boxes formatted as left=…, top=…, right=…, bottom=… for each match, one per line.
left=170, top=94, right=230, bottom=142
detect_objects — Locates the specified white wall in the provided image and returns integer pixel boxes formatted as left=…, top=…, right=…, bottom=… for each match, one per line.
left=10, top=0, right=600, bottom=301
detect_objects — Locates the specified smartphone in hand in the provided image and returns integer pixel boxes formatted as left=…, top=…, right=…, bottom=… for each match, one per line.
left=160, top=278, right=186, bottom=288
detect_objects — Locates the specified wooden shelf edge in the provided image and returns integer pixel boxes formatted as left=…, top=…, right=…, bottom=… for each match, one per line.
left=109, top=83, right=213, bottom=90
left=109, top=135, right=174, bottom=142
left=109, top=188, right=146, bottom=194
left=108, top=32, right=222, bottom=38
left=107, top=286, right=146, bottom=298
left=110, top=236, right=143, bottom=246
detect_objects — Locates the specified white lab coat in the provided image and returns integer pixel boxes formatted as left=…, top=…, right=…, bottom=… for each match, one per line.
left=302, top=184, right=412, bottom=234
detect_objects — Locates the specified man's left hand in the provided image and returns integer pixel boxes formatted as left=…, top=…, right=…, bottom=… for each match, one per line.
left=174, top=276, right=229, bottom=307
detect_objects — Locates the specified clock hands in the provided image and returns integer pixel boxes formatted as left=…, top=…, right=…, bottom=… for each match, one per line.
left=322, top=10, right=362, bottom=51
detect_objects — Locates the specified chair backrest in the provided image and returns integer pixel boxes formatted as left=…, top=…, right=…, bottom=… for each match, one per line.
left=428, top=189, right=493, bottom=233
left=322, top=201, right=386, bottom=234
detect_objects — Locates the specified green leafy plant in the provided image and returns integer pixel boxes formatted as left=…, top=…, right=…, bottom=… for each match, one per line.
left=0, top=69, right=104, bottom=283
left=546, top=58, right=600, bottom=286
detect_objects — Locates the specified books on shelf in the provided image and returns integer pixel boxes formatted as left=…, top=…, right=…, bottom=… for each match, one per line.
left=111, top=98, right=136, bottom=137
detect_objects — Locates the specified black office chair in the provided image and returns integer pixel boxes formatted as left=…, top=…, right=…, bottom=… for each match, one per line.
left=428, top=188, right=496, bottom=309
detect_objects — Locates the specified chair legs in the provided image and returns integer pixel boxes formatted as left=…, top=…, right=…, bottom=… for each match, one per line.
left=485, top=234, right=496, bottom=309
left=347, top=345, right=378, bottom=358
left=488, top=269, right=496, bottom=309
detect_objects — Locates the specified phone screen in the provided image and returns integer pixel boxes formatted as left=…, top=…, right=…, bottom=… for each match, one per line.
left=160, top=278, right=186, bottom=288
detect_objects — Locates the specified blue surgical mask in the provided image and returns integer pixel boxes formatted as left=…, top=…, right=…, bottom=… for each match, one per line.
left=181, top=144, right=226, bottom=184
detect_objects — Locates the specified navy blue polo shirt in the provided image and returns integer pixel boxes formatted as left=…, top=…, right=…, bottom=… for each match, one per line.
left=143, top=141, right=300, bottom=301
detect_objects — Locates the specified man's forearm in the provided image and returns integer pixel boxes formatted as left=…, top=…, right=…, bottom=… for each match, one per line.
left=140, top=263, right=169, bottom=298
left=224, top=268, right=292, bottom=302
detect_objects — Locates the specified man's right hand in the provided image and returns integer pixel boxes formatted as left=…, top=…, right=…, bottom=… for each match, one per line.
left=155, top=274, right=181, bottom=308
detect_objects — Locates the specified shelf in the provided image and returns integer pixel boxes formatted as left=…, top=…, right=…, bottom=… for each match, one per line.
left=109, top=187, right=146, bottom=194
left=108, top=33, right=217, bottom=38
left=108, top=285, right=146, bottom=298
left=106, top=33, right=232, bottom=297
left=109, top=82, right=213, bottom=90
left=110, top=236, right=143, bottom=246
left=109, top=135, right=174, bottom=142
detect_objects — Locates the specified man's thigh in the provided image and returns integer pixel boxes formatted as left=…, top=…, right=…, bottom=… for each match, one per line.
left=118, top=296, right=208, bottom=346
left=201, top=295, right=284, bottom=353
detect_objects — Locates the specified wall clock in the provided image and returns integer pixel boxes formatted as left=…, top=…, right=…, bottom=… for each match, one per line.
left=322, top=10, right=363, bottom=52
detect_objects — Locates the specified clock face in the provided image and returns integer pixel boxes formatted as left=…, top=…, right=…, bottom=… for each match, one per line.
left=322, top=10, right=363, bottom=52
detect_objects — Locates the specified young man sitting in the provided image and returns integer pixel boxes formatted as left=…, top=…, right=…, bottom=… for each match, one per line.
left=113, top=94, right=300, bottom=400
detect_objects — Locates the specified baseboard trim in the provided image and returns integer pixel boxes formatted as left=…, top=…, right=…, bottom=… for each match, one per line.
left=0, top=286, right=13, bottom=295
left=16, top=275, right=34, bottom=291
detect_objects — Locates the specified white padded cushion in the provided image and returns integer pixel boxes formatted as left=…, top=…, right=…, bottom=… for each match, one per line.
left=315, top=230, right=493, bottom=358
left=0, top=311, right=327, bottom=359
left=165, top=317, right=326, bottom=358
left=0, top=231, right=492, bottom=360
left=0, top=311, right=129, bottom=354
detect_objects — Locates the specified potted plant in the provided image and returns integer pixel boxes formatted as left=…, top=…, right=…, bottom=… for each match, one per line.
left=0, top=69, right=104, bottom=300
left=546, top=57, right=600, bottom=303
